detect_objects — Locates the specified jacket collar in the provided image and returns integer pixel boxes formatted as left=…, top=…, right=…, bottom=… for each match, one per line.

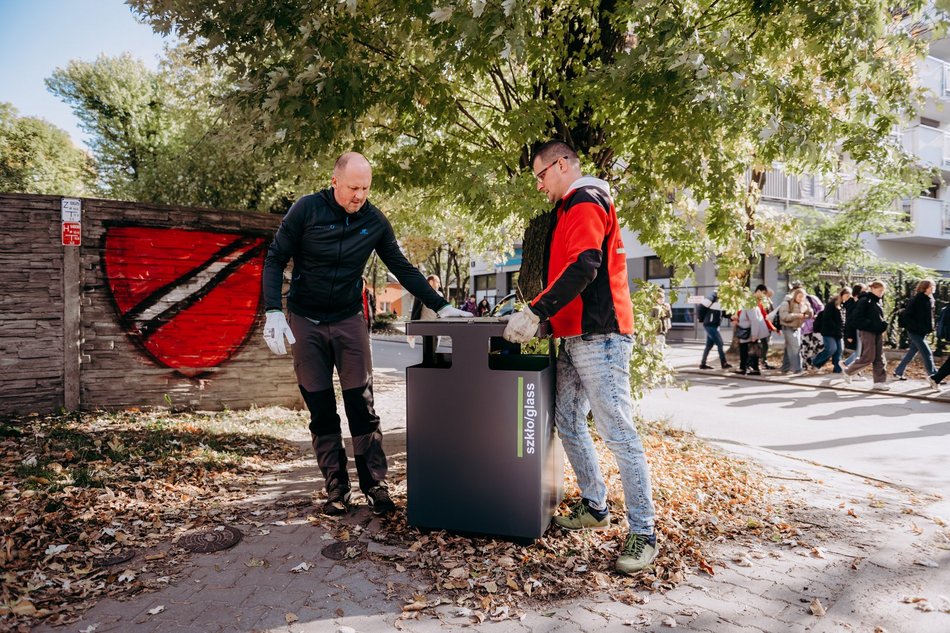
left=323, top=187, right=369, bottom=219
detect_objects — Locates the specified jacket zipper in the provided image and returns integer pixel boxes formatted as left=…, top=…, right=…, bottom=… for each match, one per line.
left=327, top=215, right=348, bottom=309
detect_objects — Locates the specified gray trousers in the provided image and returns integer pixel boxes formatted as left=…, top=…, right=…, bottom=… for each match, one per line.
left=845, top=330, right=886, bottom=384
left=289, top=311, right=387, bottom=493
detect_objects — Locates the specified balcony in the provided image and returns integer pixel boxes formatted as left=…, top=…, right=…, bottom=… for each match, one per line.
left=900, top=125, right=950, bottom=169
left=877, top=198, right=950, bottom=246
left=919, top=56, right=950, bottom=100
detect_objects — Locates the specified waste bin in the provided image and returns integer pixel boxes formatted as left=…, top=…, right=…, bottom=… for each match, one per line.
left=405, top=318, right=563, bottom=540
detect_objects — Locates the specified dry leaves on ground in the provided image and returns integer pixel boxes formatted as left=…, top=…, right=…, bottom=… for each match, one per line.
left=346, top=419, right=778, bottom=622
left=0, top=408, right=300, bottom=630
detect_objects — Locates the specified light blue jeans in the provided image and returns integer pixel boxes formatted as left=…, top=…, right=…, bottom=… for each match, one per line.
left=781, top=327, right=803, bottom=372
left=894, top=332, right=936, bottom=376
left=843, top=335, right=861, bottom=366
left=554, top=333, right=656, bottom=535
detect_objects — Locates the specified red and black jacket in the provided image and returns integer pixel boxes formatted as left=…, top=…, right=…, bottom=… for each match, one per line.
left=530, top=178, right=634, bottom=338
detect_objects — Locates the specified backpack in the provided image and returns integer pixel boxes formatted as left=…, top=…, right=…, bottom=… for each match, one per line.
left=812, top=308, right=825, bottom=332
left=897, top=304, right=911, bottom=329
left=696, top=302, right=709, bottom=324
left=939, top=305, right=950, bottom=339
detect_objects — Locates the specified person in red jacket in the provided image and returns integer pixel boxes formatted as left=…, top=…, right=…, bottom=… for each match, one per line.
left=504, top=140, right=657, bottom=574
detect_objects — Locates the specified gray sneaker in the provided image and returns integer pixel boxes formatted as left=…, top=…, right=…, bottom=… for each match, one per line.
left=553, top=499, right=610, bottom=531
left=927, top=376, right=941, bottom=392
left=616, top=533, right=658, bottom=574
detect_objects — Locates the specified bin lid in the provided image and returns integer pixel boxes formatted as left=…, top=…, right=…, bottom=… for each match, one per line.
left=405, top=318, right=551, bottom=337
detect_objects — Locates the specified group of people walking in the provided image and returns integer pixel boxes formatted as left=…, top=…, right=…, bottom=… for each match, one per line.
left=699, top=279, right=950, bottom=392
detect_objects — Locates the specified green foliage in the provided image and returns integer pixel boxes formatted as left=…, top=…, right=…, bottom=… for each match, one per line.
left=129, top=0, right=946, bottom=309
left=45, top=51, right=314, bottom=210
left=629, top=281, right=679, bottom=399
left=0, top=102, right=94, bottom=195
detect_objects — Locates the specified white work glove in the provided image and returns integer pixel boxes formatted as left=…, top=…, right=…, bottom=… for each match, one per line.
left=437, top=305, right=474, bottom=318
left=503, top=306, right=540, bottom=343
left=263, top=310, right=296, bottom=355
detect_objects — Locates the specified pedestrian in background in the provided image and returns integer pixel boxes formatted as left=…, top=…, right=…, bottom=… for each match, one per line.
left=461, top=294, right=477, bottom=315
left=650, top=290, right=673, bottom=348
left=799, top=288, right=825, bottom=367
left=477, top=297, right=492, bottom=317
left=843, top=283, right=868, bottom=367
left=698, top=291, right=732, bottom=370
left=843, top=280, right=889, bottom=389
left=735, top=286, right=775, bottom=375
left=779, top=287, right=813, bottom=374
left=758, top=286, right=775, bottom=369
left=893, top=279, right=936, bottom=381
left=809, top=287, right=850, bottom=374
left=361, top=276, right=376, bottom=333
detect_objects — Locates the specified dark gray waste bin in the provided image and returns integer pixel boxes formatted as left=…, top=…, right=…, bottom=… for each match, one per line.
left=405, top=318, right=563, bottom=540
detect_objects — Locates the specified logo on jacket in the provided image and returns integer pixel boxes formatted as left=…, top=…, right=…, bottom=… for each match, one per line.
left=103, top=226, right=267, bottom=377
left=360, top=228, right=369, bottom=235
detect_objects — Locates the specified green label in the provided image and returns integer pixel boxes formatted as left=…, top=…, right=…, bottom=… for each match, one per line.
left=517, top=377, right=524, bottom=458
left=518, top=377, right=537, bottom=458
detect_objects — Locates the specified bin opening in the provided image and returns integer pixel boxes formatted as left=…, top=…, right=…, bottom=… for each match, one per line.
left=417, top=335, right=452, bottom=368
left=487, top=336, right=551, bottom=371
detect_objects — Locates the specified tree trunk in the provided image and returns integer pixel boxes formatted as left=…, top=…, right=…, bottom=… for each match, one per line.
left=517, top=212, right=552, bottom=301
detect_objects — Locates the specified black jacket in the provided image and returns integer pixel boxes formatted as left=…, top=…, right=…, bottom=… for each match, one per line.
left=817, top=300, right=844, bottom=339
left=904, top=292, right=935, bottom=336
left=842, top=295, right=860, bottom=344
left=851, top=293, right=887, bottom=334
left=263, top=189, right=447, bottom=322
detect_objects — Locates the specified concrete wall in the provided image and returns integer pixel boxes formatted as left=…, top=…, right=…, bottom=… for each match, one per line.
left=0, top=193, right=304, bottom=415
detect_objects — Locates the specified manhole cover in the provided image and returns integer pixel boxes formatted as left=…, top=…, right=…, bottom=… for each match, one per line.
left=321, top=540, right=366, bottom=561
left=179, top=525, right=243, bottom=553
left=94, top=550, right=134, bottom=567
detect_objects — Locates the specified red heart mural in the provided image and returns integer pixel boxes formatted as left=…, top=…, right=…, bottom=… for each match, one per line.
left=103, top=226, right=268, bottom=377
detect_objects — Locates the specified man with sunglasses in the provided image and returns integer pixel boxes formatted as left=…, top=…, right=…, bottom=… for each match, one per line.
left=504, top=141, right=658, bottom=574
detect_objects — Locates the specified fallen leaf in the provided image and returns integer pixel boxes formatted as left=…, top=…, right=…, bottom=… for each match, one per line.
left=402, top=601, right=428, bottom=612
left=44, top=544, right=69, bottom=557
left=285, top=612, right=299, bottom=623
left=662, top=615, right=678, bottom=627
left=245, top=558, right=266, bottom=567
left=117, top=570, right=135, bottom=583
left=810, top=547, right=826, bottom=559
left=290, top=562, right=312, bottom=573
left=810, top=598, right=826, bottom=616
left=147, top=605, right=165, bottom=615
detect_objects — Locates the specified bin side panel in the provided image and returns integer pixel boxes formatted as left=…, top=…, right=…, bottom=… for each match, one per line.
left=406, top=365, right=559, bottom=539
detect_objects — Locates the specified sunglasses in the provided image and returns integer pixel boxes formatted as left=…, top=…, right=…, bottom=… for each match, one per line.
left=534, top=156, right=568, bottom=183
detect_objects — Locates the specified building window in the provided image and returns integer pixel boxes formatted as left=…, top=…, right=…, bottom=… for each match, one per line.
left=475, top=273, right=496, bottom=291
left=646, top=256, right=673, bottom=280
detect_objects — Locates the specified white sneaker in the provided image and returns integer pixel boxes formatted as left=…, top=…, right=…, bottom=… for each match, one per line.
left=843, top=372, right=853, bottom=384
left=927, top=376, right=942, bottom=392
left=872, top=383, right=891, bottom=391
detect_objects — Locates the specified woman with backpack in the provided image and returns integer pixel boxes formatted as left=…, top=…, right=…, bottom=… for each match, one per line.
left=778, top=288, right=814, bottom=374
left=893, top=279, right=937, bottom=380
left=842, top=283, right=868, bottom=367
left=808, top=288, right=851, bottom=374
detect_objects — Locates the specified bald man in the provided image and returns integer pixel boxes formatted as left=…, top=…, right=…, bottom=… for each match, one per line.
left=263, top=152, right=472, bottom=516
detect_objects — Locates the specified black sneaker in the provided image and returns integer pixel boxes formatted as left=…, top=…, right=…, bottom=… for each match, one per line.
left=699, top=364, right=714, bottom=370
left=323, top=485, right=352, bottom=516
left=366, top=484, right=396, bottom=516
left=722, top=363, right=733, bottom=369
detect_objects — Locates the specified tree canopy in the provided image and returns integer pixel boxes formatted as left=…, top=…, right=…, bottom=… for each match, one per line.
left=130, top=0, right=946, bottom=301
left=0, top=103, right=94, bottom=196
left=46, top=50, right=313, bottom=211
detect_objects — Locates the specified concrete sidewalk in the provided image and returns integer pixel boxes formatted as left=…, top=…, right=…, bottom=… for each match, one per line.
left=39, top=356, right=950, bottom=633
